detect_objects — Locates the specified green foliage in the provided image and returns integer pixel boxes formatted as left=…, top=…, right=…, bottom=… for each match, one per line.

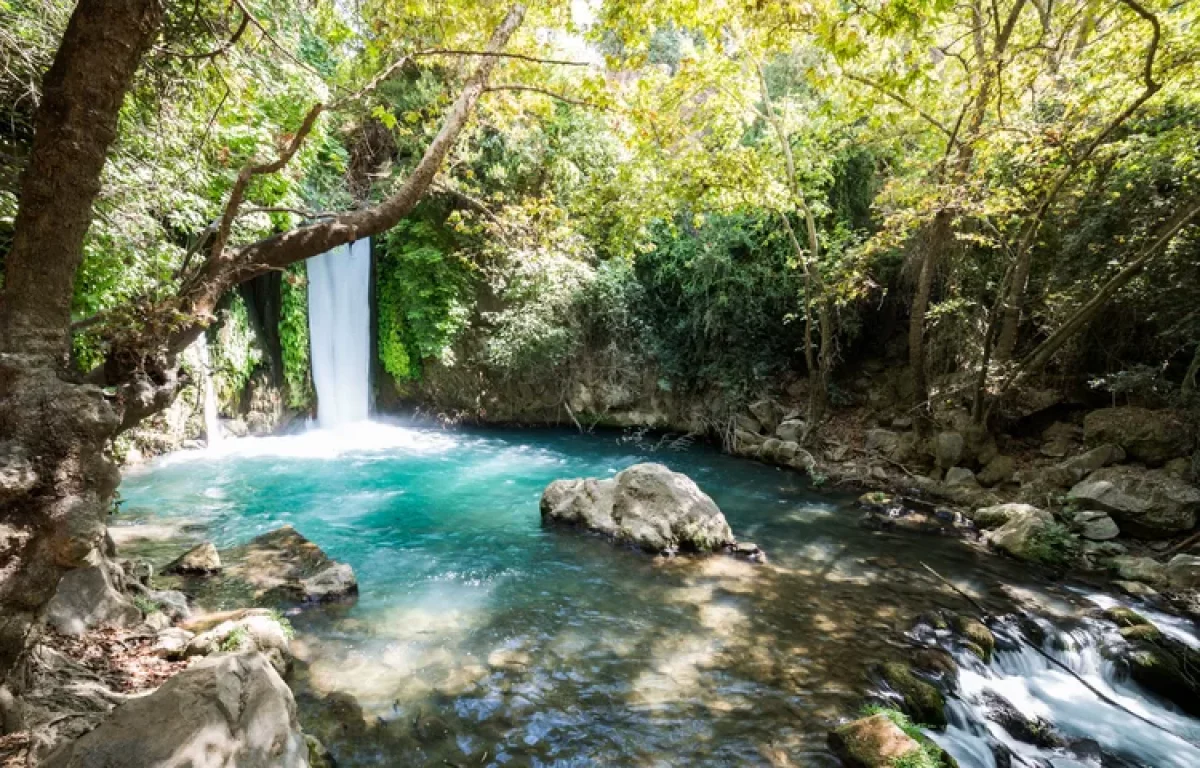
left=377, top=221, right=473, bottom=381
left=482, top=248, right=593, bottom=375
left=209, top=293, right=261, bottom=412
left=217, top=627, right=250, bottom=653
left=280, top=263, right=314, bottom=409
left=268, top=609, right=296, bottom=640
left=132, top=594, right=158, bottom=616
left=1026, top=522, right=1080, bottom=567
left=859, top=706, right=948, bottom=768
left=633, top=214, right=807, bottom=398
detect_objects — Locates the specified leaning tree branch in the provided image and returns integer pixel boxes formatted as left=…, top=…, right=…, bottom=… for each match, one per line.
left=996, top=197, right=1200, bottom=400
left=992, top=0, right=1162, bottom=360
left=153, top=4, right=529, bottom=363
left=843, top=73, right=954, bottom=138
left=412, top=49, right=593, bottom=67
left=206, top=102, right=324, bottom=264
left=230, top=0, right=324, bottom=79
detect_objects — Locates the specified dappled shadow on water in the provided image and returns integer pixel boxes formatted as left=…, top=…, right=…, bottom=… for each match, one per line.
left=289, top=512, right=1039, bottom=768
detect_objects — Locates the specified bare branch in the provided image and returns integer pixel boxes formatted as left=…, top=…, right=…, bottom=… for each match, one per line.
left=155, top=11, right=248, bottom=61
left=843, top=73, right=954, bottom=138
left=484, top=84, right=605, bottom=110
left=413, top=49, right=593, bottom=67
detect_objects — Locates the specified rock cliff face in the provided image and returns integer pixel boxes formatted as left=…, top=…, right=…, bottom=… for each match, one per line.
left=541, top=463, right=736, bottom=554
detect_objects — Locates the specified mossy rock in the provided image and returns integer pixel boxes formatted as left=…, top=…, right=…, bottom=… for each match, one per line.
left=953, top=616, right=995, bottom=661
left=828, top=714, right=922, bottom=768
left=911, top=648, right=958, bottom=683
left=1118, top=624, right=1161, bottom=642
left=305, top=734, right=335, bottom=768
left=1123, top=630, right=1200, bottom=717
left=1103, top=606, right=1149, bottom=628
left=878, top=662, right=947, bottom=727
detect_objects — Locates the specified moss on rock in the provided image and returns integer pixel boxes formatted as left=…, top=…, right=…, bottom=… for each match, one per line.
left=878, top=662, right=947, bottom=727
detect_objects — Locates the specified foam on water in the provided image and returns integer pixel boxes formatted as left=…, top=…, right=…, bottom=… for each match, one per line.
left=933, top=615, right=1200, bottom=768
left=150, top=421, right=458, bottom=465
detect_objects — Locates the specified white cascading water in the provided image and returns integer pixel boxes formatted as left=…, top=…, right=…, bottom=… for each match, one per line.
left=198, top=340, right=222, bottom=446
left=183, top=335, right=222, bottom=445
left=925, top=603, right=1200, bottom=768
left=307, top=238, right=372, bottom=427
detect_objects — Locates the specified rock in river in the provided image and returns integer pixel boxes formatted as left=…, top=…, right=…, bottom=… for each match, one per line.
left=224, top=525, right=357, bottom=603
left=165, top=540, right=221, bottom=574
left=828, top=714, right=923, bottom=768
left=541, top=462, right=736, bottom=554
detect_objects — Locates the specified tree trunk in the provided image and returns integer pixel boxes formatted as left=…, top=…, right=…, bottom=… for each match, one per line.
left=997, top=198, right=1200, bottom=400
left=0, top=0, right=164, bottom=683
left=0, top=0, right=163, bottom=358
left=909, top=210, right=951, bottom=427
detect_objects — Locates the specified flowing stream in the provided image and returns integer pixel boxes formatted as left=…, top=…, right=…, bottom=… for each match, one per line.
left=116, top=423, right=1200, bottom=767
left=306, top=238, right=371, bottom=427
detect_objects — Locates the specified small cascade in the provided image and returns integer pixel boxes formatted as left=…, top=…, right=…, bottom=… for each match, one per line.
left=917, top=605, right=1200, bottom=768
left=306, top=238, right=371, bottom=427
left=184, top=336, right=223, bottom=446
left=200, top=340, right=222, bottom=446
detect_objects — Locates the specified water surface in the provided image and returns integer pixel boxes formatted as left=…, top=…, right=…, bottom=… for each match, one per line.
left=117, top=421, right=1195, bottom=767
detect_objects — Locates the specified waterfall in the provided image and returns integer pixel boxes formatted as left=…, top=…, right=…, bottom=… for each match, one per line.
left=198, top=340, right=222, bottom=446
left=183, top=336, right=222, bottom=446
left=307, top=238, right=372, bottom=427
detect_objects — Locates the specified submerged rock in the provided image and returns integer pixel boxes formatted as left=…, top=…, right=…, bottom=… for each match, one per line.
left=1122, top=626, right=1200, bottom=717
left=165, top=540, right=222, bottom=574
left=980, top=690, right=1064, bottom=748
left=224, top=525, right=358, bottom=603
left=42, top=653, right=309, bottom=768
left=827, top=714, right=922, bottom=768
left=540, top=463, right=735, bottom=554
left=954, top=616, right=995, bottom=662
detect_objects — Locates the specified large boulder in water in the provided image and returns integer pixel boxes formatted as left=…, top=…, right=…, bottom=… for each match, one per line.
left=1083, top=407, right=1194, bottom=466
left=42, top=652, right=309, bottom=768
left=224, top=526, right=357, bottom=603
left=1068, top=465, right=1200, bottom=538
left=1119, top=624, right=1200, bottom=717
left=540, top=463, right=735, bottom=553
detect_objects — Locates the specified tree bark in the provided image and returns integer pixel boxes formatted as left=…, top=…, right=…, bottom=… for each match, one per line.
left=0, top=0, right=164, bottom=683
left=757, top=60, right=831, bottom=436
left=0, top=0, right=164, bottom=359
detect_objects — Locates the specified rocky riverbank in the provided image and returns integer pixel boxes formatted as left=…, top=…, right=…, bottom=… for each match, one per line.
left=0, top=525, right=355, bottom=767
